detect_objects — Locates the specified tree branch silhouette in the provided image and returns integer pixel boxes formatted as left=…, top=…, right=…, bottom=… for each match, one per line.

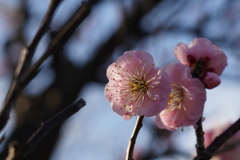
left=0, top=1, right=90, bottom=133
left=205, top=118, right=240, bottom=159
left=6, top=98, right=86, bottom=160
left=0, top=0, right=63, bottom=132
left=194, top=117, right=206, bottom=160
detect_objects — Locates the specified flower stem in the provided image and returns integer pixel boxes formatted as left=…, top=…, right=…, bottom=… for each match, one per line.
left=126, top=116, right=144, bottom=160
left=195, top=117, right=206, bottom=160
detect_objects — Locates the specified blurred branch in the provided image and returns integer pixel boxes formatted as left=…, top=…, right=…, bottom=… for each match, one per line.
left=126, top=116, right=144, bottom=160
left=214, top=139, right=240, bottom=155
left=194, top=117, right=206, bottom=160
left=0, top=1, right=90, bottom=133
left=193, top=118, right=240, bottom=160
left=0, top=133, right=6, bottom=145
left=0, top=0, right=63, bottom=132
left=23, top=0, right=63, bottom=70
left=205, top=118, right=240, bottom=159
left=19, top=1, right=90, bottom=87
left=6, top=98, right=86, bottom=160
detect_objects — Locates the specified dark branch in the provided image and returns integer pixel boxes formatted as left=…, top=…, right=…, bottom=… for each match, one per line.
left=23, top=0, right=63, bottom=71
left=205, top=118, right=240, bottom=159
left=6, top=98, right=86, bottom=160
left=213, top=139, right=240, bottom=155
left=126, top=116, right=144, bottom=160
left=0, top=0, right=63, bottom=132
left=0, top=1, right=90, bottom=133
left=19, top=1, right=91, bottom=88
left=194, top=117, right=206, bottom=160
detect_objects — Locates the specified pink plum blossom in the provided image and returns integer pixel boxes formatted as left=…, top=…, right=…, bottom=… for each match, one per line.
left=155, top=63, right=206, bottom=131
left=105, top=50, right=171, bottom=120
left=205, top=124, right=240, bottom=160
left=174, top=38, right=227, bottom=89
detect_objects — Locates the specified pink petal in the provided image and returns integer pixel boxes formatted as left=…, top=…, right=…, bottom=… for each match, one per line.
left=156, top=109, right=185, bottom=131
left=122, top=115, right=132, bottom=120
left=189, top=38, right=219, bottom=59
left=182, top=85, right=206, bottom=120
left=180, top=74, right=206, bottom=120
left=208, top=51, right=227, bottom=75
left=146, top=68, right=171, bottom=101
left=202, top=72, right=221, bottom=89
left=131, top=50, right=154, bottom=69
left=106, top=62, right=117, bottom=80
left=163, top=63, right=192, bottom=86
left=137, top=69, right=171, bottom=117
left=174, top=42, right=191, bottom=65
left=137, top=95, right=167, bottom=117
left=111, top=100, right=128, bottom=116
left=116, top=51, right=154, bottom=76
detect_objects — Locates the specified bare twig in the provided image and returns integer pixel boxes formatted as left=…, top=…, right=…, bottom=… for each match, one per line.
left=0, top=1, right=90, bottom=133
left=19, top=1, right=90, bottom=88
left=0, top=0, right=63, bottom=132
left=6, top=98, right=86, bottom=160
left=23, top=0, right=63, bottom=71
left=205, top=118, right=240, bottom=159
left=194, top=117, right=206, bottom=160
left=213, top=139, right=240, bottom=155
left=126, top=116, right=144, bottom=160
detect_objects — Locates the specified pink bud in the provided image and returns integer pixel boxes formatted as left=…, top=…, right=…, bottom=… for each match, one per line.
left=202, top=72, right=221, bottom=89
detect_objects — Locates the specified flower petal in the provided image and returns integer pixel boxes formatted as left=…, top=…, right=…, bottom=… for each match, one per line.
left=208, top=51, right=227, bottom=75
left=202, top=72, right=221, bottom=89
left=163, top=63, right=192, bottom=86
left=137, top=95, right=167, bottom=117
left=174, top=42, right=191, bottom=65
left=111, top=100, right=130, bottom=116
left=156, top=109, right=185, bottom=131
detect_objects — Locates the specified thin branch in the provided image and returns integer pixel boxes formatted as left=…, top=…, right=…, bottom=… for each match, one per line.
left=0, top=0, right=63, bottom=132
left=205, top=118, right=240, bottom=159
left=0, top=1, right=90, bottom=133
left=194, top=117, right=206, bottom=160
left=6, top=98, right=86, bottom=160
left=126, top=116, right=144, bottom=160
left=23, top=0, right=63, bottom=71
left=213, top=139, right=240, bottom=155
left=19, top=1, right=90, bottom=88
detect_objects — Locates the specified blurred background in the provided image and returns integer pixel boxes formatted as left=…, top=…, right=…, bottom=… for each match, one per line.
left=0, top=0, right=240, bottom=159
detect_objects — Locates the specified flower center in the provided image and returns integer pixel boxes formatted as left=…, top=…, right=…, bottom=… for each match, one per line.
left=129, top=81, right=147, bottom=93
left=167, top=83, right=185, bottom=111
left=188, top=55, right=211, bottom=78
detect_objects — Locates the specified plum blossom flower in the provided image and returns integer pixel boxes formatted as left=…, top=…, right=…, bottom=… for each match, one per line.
left=174, top=38, right=227, bottom=89
left=155, top=63, right=206, bottom=131
left=105, top=50, right=171, bottom=120
left=205, top=124, right=240, bottom=160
